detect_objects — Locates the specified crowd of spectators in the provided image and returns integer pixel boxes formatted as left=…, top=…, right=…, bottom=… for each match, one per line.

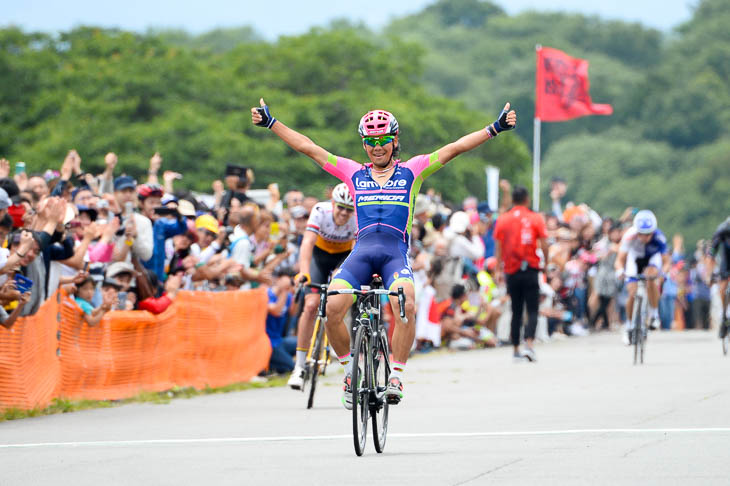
left=0, top=151, right=722, bottom=370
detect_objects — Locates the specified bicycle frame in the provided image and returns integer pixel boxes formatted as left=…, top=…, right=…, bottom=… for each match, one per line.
left=631, top=275, right=655, bottom=365
left=318, top=277, right=407, bottom=456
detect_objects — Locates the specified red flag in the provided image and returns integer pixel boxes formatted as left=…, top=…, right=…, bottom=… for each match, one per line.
left=535, top=46, right=613, bottom=122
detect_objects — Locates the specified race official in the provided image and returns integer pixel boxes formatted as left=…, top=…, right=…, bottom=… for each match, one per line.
left=494, top=185, right=549, bottom=362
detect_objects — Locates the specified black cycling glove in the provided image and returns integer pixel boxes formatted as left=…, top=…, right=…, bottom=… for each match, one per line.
left=487, top=107, right=515, bottom=137
left=255, top=104, right=277, bottom=129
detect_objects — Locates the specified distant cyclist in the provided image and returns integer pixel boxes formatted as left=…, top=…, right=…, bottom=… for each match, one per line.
left=615, top=210, right=670, bottom=344
left=707, top=216, right=730, bottom=337
left=252, top=98, right=516, bottom=408
left=287, top=183, right=356, bottom=390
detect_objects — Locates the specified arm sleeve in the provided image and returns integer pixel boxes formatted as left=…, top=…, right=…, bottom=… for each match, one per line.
left=49, top=236, right=75, bottom=261
left=138, top=294, right=173, bottom=314
left=132, top=214, right=154, bottom=261
left=88, top=242, right=114, bottom=263
left=535, top=213, right=548, bottom=239
left=305, top=205, right=322, bottom=235
left=99, top=175, right=113, bottom=195
left=36, top=231, right=53, bottom=252
left=159, top=218, right=188, bottom=239
left=198, top=242, right=220, bottom=264
left=51, top=179, right=69, bottom=197
left=402, top=153, right=444, bottom=181
left=322, top=154, right=362, bottom=182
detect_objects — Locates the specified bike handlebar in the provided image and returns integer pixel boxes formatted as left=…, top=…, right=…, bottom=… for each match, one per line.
left=318, top=286, right=408, bottom=323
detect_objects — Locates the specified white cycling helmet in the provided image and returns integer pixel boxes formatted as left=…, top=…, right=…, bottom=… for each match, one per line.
left=332, top=183, right=354, bottom=207
left=633, top=209, right=657, bottom=234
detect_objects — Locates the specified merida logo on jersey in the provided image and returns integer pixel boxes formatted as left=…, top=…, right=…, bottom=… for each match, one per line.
left=355, top=178, right=407, bottom=189
left=359, top=194, right=406, bottom=202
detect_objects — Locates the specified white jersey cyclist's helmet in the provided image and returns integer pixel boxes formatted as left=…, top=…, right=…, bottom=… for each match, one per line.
left=633, top=209, right=658, bottom=234
left=332, top=183, right=354, bottom=208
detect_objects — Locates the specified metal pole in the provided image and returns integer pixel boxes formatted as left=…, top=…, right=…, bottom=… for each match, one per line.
left=533, top=117, right=541, bottom=212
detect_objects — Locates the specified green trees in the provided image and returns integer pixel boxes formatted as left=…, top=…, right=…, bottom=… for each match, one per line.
left=388, top=0, right=729, bottom=244
left=0, top=25, right=529, bottom=200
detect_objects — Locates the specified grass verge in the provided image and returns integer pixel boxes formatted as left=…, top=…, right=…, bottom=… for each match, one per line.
left=1, top=375, right=287, bottom=423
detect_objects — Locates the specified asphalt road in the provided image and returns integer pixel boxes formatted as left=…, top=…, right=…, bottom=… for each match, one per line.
left=2, top=330, right=729, bottom=485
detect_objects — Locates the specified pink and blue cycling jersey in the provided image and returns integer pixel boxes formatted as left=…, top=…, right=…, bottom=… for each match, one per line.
left=323, top=152, right=444, bottom=245
left=322, top=151, right=446, bottom=290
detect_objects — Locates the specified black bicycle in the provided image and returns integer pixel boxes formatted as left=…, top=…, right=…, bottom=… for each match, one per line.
left=321, top=275, right=406, bottom=456
left=292, top=281, right=333, bottom=409
left=717, top=276, right=730, bottom=356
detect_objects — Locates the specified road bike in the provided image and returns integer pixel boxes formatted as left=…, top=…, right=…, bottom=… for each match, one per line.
left=718, top=278, right=730, bottom=356
left=321, top=275, right=406, bottom=456
left=631, top=275, right=656, bottom=365
left=292, top=282, right=333, bottom=409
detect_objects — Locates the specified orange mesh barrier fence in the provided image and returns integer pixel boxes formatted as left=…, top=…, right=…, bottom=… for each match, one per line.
left=0, top=293, right=61, bottom=411
left=0, top=288, right=270, bottom=411
left=58, top=302, right=179, bottom=401
left=173, top=289, right=271, bottom=389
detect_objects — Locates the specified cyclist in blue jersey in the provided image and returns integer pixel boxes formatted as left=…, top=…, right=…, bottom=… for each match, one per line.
left=252, top=98, right=516, bottom=408
left=615, top=210, right=671, bottom=345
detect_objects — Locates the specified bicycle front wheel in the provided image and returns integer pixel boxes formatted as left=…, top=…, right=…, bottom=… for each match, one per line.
left=351, top=324, right=369, bottom=456
left=307, top=317, right=325, bottom=409
left=371, top=330, right=390, bottom=453
left=722, top=326, right=729, bottom=356
left=633, top=295, right=643, bottom=365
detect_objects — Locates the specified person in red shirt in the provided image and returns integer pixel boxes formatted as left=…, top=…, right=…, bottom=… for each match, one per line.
left=494, top=185, right=549, bottom=362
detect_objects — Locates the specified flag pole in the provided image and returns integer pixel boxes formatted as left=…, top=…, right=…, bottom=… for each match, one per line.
left=533, top=117, right=541, bottom=212
left=533, top=44, right=542, bottom=212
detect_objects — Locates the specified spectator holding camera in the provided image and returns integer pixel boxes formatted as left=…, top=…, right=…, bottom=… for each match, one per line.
left=0, top=279, right=32, bottom=329
left=139, top=187, right=190, bottom=282
left=111, top=175, right=153, bottom=263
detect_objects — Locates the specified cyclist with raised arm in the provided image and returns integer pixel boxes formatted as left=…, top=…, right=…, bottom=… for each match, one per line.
left=708, top=216, right=730, bottom=337
left=615, top=210, right=670, bottom=345
left=287, top=183, right=356, bottom=390
left=252, top=98, right=516, bottom=408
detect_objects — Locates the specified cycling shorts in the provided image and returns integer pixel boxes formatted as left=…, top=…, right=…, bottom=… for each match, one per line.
left=625, top=252, right=662, bottom=283
left=332, top=232, right=413, bottom=291
left=307, top=247, right=350, bottom=290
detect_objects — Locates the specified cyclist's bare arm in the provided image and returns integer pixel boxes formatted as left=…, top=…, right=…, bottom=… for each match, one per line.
left=297, top=231, right=317, bottom=278
left=615, top=250, right=628, bottom=272
left=436, top=103, right=516, bottom=165
left=251, top=98, right=329, bottom=168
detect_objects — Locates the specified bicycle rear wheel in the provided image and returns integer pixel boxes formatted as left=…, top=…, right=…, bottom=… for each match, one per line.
left=307, top=317, right=325, bottom=409
left=351, top=324, right=369, bottom=456
left=371, top=330, right=390, bottom=453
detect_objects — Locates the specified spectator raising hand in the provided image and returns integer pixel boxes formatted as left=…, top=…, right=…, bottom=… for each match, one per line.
left=0, top=158, right=9, bottom=178
left=147, top=152, right=162, bottom=185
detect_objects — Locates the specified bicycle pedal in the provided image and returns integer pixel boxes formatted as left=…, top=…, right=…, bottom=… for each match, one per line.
left=385, top=395, right=401, bottom=405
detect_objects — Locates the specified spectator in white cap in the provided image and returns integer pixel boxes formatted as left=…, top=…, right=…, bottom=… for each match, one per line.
left=0, top=187, right=10, bottom=220
left=448, top=211, right=484, bottom=264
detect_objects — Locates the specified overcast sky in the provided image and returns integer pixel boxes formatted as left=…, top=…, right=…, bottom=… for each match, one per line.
left=4, top=0, right=695, bottom=37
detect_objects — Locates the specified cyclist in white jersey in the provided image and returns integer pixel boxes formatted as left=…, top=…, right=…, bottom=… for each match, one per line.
left=287, top=183, right=356, bottom=389
left=615, top=210, right=670, bottom=344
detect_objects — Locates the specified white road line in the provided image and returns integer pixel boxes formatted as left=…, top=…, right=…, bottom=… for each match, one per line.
left=2, top=428, right=730, bottom=449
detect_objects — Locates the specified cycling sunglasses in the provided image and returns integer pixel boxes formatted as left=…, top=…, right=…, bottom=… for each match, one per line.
left=335, top=204, right=354, bottom=213
left=363, top=135, right=396, bottom=147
